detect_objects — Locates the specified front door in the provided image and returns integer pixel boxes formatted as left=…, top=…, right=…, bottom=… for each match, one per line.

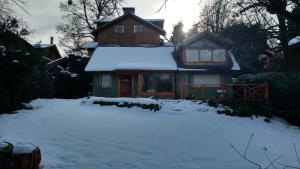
left=119, top=75, right=132, bottom=97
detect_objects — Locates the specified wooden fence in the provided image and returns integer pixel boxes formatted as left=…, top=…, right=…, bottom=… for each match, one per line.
left=180, top=83, right=269, bottom=101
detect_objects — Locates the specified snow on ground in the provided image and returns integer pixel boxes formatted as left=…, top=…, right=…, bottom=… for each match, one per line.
left=0, top=99, right=300, bottom=169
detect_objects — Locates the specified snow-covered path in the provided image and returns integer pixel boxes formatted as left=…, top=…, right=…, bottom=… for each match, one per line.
left=0, top=99, right=300, bottom=169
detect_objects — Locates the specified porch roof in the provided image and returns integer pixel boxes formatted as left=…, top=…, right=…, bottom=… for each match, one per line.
left=85, top=47, right=177, bottom=71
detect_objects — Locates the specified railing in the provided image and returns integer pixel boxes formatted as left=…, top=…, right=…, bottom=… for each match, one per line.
left=180, top=83, right=269, bottom=101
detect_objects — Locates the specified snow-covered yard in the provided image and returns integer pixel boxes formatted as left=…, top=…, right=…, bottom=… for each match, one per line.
left=0, top=98, right=300, bottom=169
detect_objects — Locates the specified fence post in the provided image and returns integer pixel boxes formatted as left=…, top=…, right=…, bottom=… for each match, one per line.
left=201, top=85, right=205, bottom=99
left=180, top=82, right=183, bottom=99
left=264, top=82, right=269, bottom=99
left=243, top=85, right=247, bottom=99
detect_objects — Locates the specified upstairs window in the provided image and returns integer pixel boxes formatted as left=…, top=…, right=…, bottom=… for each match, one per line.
left=134, top=25, right=143, bottom=33
left=213, top=49, right=226, bottom=62
left=185, top=48, right=226, bottom=63
left=199, top=50, right=211, bottom=62
left=115, top=25, right=124, bottom=34
left=186, top=49, right=198, bottom=62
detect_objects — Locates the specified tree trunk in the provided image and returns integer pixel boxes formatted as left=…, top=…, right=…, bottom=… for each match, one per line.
left=277, top=14, right=288, bottom=56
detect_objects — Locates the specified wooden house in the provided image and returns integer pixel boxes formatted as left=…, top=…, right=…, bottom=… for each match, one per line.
left=85, top=7, right=240, bottom=99
left=34, top=39, right=62, bottom=61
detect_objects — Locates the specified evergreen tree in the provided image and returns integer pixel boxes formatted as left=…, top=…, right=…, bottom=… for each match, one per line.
left=170, top=22, right=185, bottom=47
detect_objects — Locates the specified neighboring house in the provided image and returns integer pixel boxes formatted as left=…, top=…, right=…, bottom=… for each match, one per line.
left=85, top=7, right=240, bottom=99
left=82, top=41, right=98, bottom=57
left=34, top=42, right=62, bottom=60
left=0, top=30, right=34, bottom=51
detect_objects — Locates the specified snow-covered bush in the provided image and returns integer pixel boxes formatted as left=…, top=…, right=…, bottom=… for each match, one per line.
left=52, top=55, right=91, bottom=99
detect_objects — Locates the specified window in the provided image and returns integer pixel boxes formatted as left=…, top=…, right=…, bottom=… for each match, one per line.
left=213, top=49, right=226, bottom=62
left=134, top=25, right=143, bottom=33
left=142, top=73, right=174, bottom=93
left=186, top=49, right=199, bottom=62
left=200, top=50, right=212, bottom=61
left=115, top=25, right=124, bottom=33
left=185, top=48, right=227, bottom=63
left=100, top=74, right=111, bottom=88
left=192, top=75, right=221, bottom=87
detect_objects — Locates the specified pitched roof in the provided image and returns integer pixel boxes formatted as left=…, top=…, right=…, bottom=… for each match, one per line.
left=179, top=31, right=234, bottom=49
left=288, top=36, right=300, bottom=46
left=82, top=41, right=98, bottom=49
left=85, top=47, right=177, bottom=72
left=34, top=44, right=56, bottom=49
left=92, top=14, right=166, bottom=36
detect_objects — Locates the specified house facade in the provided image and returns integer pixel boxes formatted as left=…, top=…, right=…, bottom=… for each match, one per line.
left=85, top=7, right=240, bottom=99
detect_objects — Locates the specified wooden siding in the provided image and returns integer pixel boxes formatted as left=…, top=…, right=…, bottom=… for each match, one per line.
left=97, top=18, right=161, bottom=46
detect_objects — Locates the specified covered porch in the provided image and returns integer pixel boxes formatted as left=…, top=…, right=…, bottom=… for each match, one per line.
left=93, top=71, right=176, bottom=98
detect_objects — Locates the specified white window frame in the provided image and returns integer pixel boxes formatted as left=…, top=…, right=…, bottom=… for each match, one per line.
left=192, top=75, right=222, bottom=87
left=114, top=25, right=124, bottom=34
left=134, top=25, right=144, bottom=33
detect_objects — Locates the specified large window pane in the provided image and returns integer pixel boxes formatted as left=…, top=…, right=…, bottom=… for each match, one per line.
left=186, top=49, right=199, bottom=62
left=192, top=75, right=221, bottom=87
left=213, top=49, right=226, bottom=62
left=101, top=75, right=111, bottom=88
left=199, top=50, right=212, bottom=61
left=142, top=74, right=174, bottom=93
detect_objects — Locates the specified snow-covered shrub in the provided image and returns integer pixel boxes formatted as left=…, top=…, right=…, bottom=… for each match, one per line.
left=52, top=55, right=91, bottom=99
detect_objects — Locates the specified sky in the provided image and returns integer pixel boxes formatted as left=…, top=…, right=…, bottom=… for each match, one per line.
left=14, top=0, right=204, bottom=55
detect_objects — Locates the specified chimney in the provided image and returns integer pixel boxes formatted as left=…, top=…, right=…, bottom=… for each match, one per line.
left=123, top=7, right=135, bottom=15
left=50, top=36, right=54, bottom=44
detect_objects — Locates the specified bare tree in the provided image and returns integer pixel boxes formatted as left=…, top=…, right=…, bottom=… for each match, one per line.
left=231, top=133, right=300, bottom=169
left=0, top=0, right=31, bottom=38
left=56, top=0, right=123, bottom=54
left=237, top=0, right=300, bottom=54
left=195, top=0, right=236, bottom=33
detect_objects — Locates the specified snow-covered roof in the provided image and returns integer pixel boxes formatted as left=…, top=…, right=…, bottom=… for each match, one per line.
left=85, top=47, right=177, bottom=72
left=229, top=52, right=241, bottom=70
left=82, top=42, right=98, bottom=49
left=34, top=44, right=55, bottom=48
left=288, top=36, right=300, bottom=46
left=178, top=68, right=207, bottom=71
left=145, top=19, right=164, bottom=22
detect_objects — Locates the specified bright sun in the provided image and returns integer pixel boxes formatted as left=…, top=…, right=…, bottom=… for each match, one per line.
left=155, top=0, right=202, bottom=36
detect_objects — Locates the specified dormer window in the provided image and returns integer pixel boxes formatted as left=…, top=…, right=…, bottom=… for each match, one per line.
left=185, top=48, right=226, bottom=63
left=213, top=49, right=226, bottom=62
left=134, top=25, right=143, bottom=33
left=115, top=25, right=124, bottom=33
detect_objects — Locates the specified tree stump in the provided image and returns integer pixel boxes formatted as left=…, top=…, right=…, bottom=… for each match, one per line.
left=13, top=147, right=41, bottom=169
